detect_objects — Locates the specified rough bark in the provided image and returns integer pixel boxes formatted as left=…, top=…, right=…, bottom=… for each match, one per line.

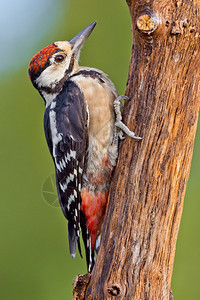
left=73, top=274, right=91, bottom=300
left=73, top=0, right=200, bottom=299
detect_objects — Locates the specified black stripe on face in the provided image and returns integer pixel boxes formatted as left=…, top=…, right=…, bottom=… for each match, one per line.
left=66, top=53, right=75, bottom=75
left=40, top=75, right=67, bottom=94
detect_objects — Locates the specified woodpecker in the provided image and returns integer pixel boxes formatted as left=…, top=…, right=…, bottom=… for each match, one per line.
left=29, top=21, right=141, bottom=272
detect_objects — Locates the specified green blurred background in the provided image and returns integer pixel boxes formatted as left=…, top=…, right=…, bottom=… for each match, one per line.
left=0, top=0, right=199, bottom=299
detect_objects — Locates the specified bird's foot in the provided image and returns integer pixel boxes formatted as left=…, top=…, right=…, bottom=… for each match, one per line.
left=114, top=95, right=142, bottom=140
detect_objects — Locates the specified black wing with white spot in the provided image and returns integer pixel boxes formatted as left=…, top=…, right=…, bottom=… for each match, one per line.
left=44, top=80, right=88, bottom=258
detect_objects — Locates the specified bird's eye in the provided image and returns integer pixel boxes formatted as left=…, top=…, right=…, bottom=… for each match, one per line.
left=54, top=54, right=65, bottom=63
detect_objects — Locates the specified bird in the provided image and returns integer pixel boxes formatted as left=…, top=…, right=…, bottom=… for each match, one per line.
left=28, top=21, right=141, bottom=272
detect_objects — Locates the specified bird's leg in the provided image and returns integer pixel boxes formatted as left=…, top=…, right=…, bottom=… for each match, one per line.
left=114, top=95, right=142, bottom=141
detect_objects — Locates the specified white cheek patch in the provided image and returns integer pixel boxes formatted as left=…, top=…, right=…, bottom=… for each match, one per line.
left=36, top=60, right=70, bottom=88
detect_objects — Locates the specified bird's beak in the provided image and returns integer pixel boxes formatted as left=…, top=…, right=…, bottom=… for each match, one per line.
left=69, top=21, right=97, bottom=56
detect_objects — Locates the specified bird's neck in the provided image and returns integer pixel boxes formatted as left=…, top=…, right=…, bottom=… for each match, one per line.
left=39, top=64, right=82, bottom=105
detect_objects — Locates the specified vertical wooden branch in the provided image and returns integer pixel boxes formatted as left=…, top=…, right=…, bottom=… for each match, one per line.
left=74, top=0, right=200, bottom=299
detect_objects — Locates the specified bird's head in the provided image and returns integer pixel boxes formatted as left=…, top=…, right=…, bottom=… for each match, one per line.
left=29, top=21, right=96, bottom=96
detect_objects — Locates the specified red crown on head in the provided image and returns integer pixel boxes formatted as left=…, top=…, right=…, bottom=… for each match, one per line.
left=29, top=44, right=58, bottom=74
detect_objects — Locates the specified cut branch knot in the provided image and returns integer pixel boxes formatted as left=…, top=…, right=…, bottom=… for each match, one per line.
left=136, top=13, right=158, bottom=34
left=107, top=284, right=122, bottom=297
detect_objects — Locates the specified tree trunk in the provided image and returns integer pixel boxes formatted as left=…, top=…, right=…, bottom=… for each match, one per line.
left=73, top=0, right=200, bottom=299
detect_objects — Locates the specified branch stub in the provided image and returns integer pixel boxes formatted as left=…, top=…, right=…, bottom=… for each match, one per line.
left=136, top=13, right=158, bottom=34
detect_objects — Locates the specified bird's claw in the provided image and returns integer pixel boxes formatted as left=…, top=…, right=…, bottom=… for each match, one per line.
left=113, top=95, right=129, bottom=105
left=118, top=130, right=125, bottom=140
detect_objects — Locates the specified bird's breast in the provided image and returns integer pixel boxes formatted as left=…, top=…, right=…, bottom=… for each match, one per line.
left=70, top=72, right=115, bottom=141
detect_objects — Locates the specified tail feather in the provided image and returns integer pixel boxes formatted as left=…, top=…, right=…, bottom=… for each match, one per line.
left=68, top=214, right=98, bottom=272
left=80, top=212, right=95, bottom=272
left=68, top=222, right=77, bottom=258
left=77, top=238, right=83, bottom=258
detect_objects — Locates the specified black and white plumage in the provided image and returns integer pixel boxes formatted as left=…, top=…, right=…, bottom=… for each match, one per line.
left=29, top=21, right=141, bottom=272
left=44, top=80, right=88, bottom=258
